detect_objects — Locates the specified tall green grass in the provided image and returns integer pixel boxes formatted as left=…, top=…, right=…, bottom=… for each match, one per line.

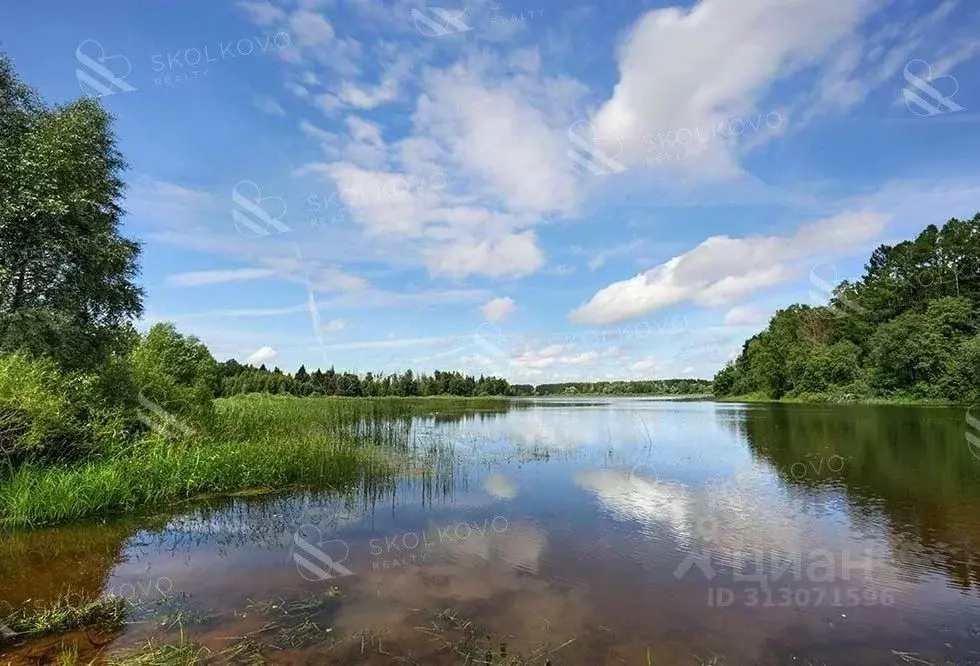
left=0, top=395, right=512, bottom=530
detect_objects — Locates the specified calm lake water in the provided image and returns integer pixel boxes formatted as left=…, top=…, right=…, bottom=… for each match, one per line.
left=3, top=398, right=980, bottom=664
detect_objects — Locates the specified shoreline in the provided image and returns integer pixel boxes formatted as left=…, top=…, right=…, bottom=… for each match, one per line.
left=713, top=392, right=962, bottom=406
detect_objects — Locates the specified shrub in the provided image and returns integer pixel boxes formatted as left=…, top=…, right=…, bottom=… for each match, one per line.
left=129, top=323, right=219, bottom=436
left=0, top=353, right=131, bottom=462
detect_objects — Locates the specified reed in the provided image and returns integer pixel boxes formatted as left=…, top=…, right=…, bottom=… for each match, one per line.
left=0, top=396, right=513, bottom=530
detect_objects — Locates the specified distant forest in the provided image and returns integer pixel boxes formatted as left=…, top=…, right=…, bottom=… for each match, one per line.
left=217, top=361, right=710, bottom=398
left=713, top=213, right=980, bottom=402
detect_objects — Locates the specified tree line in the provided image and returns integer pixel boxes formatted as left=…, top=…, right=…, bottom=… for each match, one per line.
left=713, top=214, right=980, bottom=402
left=532, top=379, right=711, bottom=395
left=217, top=362, right=521, bottom=397
left=216, top=361, right=709, bottom=398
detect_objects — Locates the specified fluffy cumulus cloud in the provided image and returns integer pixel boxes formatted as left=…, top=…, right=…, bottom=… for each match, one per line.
left=589, top=0, right=882, bottom=176
left=427, top=233, right=545, bottom=278
left=247, top=345, right=278, bottom=364
left=133, top=0, right=974, bottom=380
left=570, top=211, right=891, bottom=325
left=480, top=296, right=516, bottom=322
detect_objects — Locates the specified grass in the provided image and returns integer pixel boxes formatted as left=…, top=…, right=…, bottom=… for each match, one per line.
left=0, top=395, right=509, bottom=530
left=0, top=591, right=126, bottom=647
left=109, top=632, right=211, bottom=666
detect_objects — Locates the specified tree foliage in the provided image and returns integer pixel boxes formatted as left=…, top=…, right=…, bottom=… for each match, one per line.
left=216, top=363, right=708, bottom=398
left=0, top=53, right=143, bottom=371
left=131, top=323, right=219, bottom=432
left=714, top=214, right=980, bottom=401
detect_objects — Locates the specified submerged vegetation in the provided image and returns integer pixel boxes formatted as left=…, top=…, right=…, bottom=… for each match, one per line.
left=714, top=214, right=980, bottom=403
left=0, top=592, right=126, bottom=647
left=2, top=587, right=574, bottom=665
left=0, top=394, right=512, bottom=529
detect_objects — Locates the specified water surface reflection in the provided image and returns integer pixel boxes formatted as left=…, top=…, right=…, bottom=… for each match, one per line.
left=2, top=398, right=979, bottom=664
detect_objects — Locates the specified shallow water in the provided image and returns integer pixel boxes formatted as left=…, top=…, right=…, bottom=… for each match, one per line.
left=3, top=398, right=980, bottom=664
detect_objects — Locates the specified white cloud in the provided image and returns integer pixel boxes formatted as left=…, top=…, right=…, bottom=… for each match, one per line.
left=323, top=318, right=347, bottom=332
left=254, top=96, right=286, bottom=116
left=427, top=232, right=545, bottom=278
left=590, top=0, right=882, bottom=176
left=238, top=1, right=285, bottom=26
left=289, top=10, right=336, bottom=48
left=483, top=474, right=518, bottom=500
left=247, top=345, right=278, bottom=365
left=336, top=55, right=412, bottom=109
left=630, top=357, right=658, bottom=373
left=166, top=268, right=278, bottom=287
left=480, top=296, right=516, bottom=322
left=287, top=82, right=310, bottom=98
left=414, top=62, right=580, bottom=214
left=570, top=210, right=891, bottom=325
left=723, top=305, right=771, bottom=327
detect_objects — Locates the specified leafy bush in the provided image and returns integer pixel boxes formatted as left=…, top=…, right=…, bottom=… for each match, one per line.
left=129, top=323, right=218, bottom=437
left=0, top=353, right=131, bottom=462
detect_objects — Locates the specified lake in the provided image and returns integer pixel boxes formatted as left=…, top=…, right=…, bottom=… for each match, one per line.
left=2, top=398, right=979, bottom=664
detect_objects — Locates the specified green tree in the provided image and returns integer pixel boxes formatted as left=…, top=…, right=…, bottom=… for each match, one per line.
left=0, top=54, right=143, bottom=371
left=130, top=323, right=218, bottom=433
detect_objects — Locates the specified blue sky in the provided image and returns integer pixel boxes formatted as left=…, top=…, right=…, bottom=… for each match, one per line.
left=3, top=0, right=980, bottom=382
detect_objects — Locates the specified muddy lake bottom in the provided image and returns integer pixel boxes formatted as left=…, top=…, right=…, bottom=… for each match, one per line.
left=2, top=398, right=980, bottom=664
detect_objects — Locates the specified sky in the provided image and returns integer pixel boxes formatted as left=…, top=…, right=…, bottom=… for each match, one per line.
left=3, top=0, right=980, bottom=383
